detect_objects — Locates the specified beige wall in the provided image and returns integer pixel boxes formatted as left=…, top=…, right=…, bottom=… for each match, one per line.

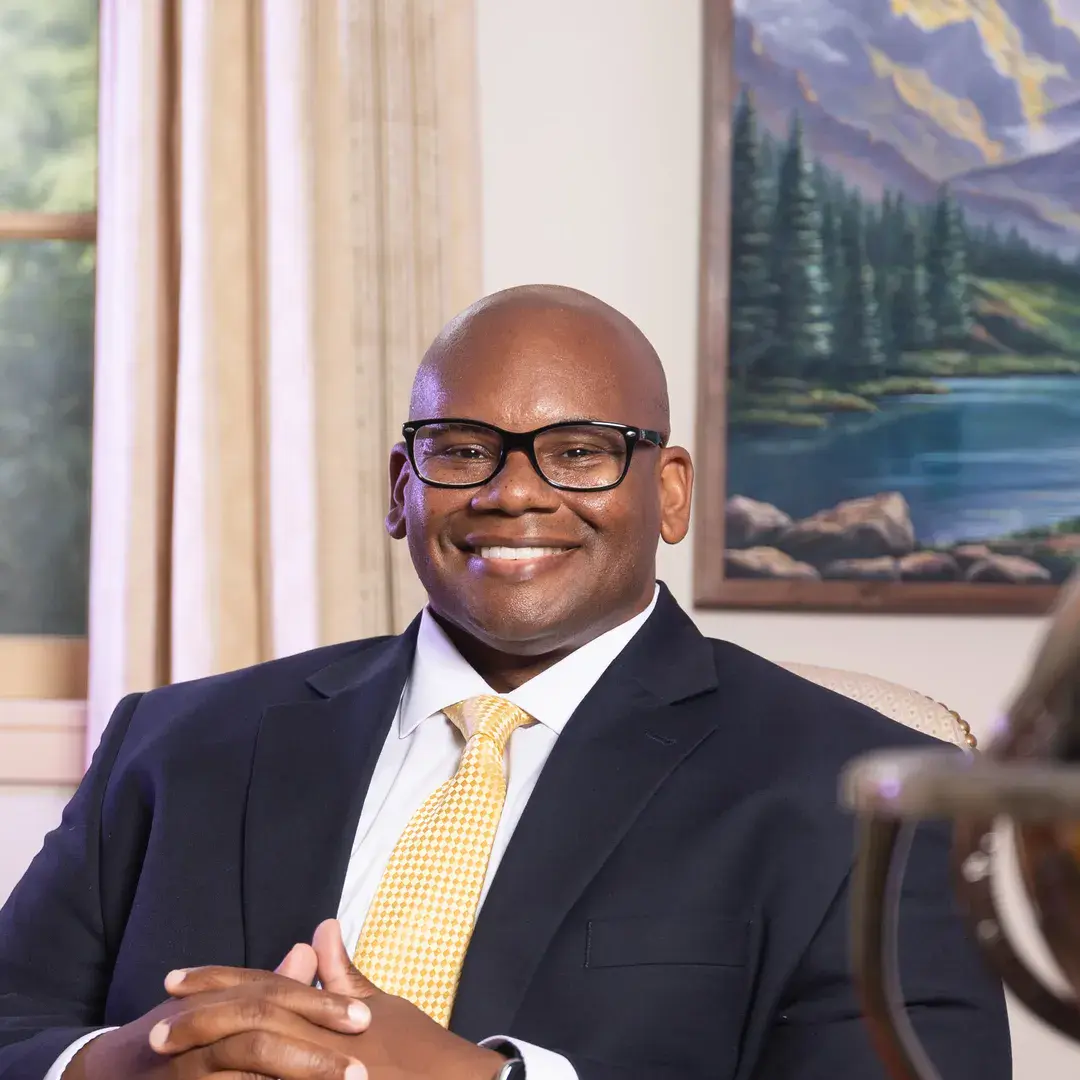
left=475, top=0, right=1077, bottom=1074
left=0, top=787, right=72, bottom=902
left=0, top=699, right=85, bottom=904
left=0, top=0, right=1075, bottom=1074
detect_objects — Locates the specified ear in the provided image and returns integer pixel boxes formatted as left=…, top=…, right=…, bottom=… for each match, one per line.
left=657, top=446, right=693, bottom=545
left=386, top=442, right=410, bottom=540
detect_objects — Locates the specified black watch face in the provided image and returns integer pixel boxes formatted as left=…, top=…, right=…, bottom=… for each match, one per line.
left=505, top=1063, right=526, bottom=1080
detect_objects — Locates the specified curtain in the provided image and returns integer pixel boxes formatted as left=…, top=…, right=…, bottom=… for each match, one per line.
left=86, top=0, right=482, bottom=759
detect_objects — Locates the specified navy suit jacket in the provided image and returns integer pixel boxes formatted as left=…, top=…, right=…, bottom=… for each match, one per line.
left=0, top=587, right=1009, bottom=1079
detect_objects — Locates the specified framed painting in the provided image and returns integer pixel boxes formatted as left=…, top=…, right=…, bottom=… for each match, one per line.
left=695, top=0, right=1080, bottom=615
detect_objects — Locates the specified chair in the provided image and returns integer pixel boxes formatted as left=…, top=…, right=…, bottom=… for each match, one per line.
left=779, top=663, right=977, bottom=750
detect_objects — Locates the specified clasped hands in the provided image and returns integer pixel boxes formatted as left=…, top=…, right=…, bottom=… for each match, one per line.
left=66, top=919, right=505, bottom=1080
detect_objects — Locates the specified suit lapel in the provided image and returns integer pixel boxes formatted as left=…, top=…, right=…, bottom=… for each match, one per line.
left=450, top=588, right=722, bottom=1040
left=241, top=622, right=419, bottom=971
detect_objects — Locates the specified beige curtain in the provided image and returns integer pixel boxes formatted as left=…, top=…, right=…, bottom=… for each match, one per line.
left=86, top=0, right=481, bottom=757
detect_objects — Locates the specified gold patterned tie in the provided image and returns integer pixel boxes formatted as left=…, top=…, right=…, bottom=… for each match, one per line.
left=352, top=694, right=535, bottom=1025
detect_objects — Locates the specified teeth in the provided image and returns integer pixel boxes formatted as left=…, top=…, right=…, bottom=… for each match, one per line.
left=478, top=546, right=565, bottom=560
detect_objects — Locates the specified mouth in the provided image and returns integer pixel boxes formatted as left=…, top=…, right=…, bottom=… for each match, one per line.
left=456, top=539, right=579, bottom=576
left=475, top=546, right=570, bottom=561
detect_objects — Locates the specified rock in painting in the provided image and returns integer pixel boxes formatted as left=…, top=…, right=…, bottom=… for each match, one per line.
left=725, top=495, right=792, bottom=549
left=777, top=493, right=916, bottom=565
left=822, top=556, right=900, bottom=581
left=1040, top=534, right=1080, bottom=555
left=965, top=555, right=1052, bottom=584
left=724, top=547, right=820, bottom=580
left=898, top=551, right=961, bottom=582
left=952, top=544, right=995, bottom=572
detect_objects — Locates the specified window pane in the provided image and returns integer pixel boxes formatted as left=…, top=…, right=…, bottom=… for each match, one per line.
left=0, top=241, right=94, bottom=634
left=0, top=1, right=98, bottom=212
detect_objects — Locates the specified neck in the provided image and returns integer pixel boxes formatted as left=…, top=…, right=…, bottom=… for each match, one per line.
left=429, top=584, right=658, bottom=692
left=433, top=616, right=575, bottom=692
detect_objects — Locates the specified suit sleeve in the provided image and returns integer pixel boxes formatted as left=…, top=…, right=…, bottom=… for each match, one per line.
left=0, top=693, right=143, bottom=1080
left=748, top=819, right=1012, bottom=1080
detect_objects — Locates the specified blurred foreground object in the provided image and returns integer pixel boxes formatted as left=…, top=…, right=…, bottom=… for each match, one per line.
left=842, top=570, right=1080, bottom=1080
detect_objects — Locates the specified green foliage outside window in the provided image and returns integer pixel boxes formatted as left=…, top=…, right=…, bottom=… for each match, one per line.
left=0, top=0, right=97, bottom=635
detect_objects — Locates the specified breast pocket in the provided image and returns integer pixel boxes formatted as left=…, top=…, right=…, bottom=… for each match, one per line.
left=584, top=913, right=752, bottom=969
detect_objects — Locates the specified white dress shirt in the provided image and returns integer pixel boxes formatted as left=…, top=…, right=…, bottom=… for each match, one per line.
left=46, top=586, right=659, bottom=1080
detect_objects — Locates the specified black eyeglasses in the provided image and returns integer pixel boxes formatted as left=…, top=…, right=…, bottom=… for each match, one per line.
left=402, top=418, right=667, bottom=492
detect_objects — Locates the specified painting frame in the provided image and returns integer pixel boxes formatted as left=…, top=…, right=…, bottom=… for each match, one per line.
left=694, top=0, right=1068, bottom=616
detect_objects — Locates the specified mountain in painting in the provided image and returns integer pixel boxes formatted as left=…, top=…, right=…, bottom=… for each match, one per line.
left=1042, top=95, right=1080, bottom=143
left=997, top=0, right=1080, bottom=83
left=952, top=138, right=1080, bottom=223
left=732, top=16, right=939, bottom=201
left=733, top=0, right=1080, bottom=254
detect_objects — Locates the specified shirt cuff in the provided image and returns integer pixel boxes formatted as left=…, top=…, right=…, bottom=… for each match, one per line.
left=480, top=1035, right=579, bottom=1079
left=44, top=1028, right=118, bottom=1080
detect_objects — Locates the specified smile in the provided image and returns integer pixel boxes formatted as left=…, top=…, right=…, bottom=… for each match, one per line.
left=477, top=546, right=569, bottom=561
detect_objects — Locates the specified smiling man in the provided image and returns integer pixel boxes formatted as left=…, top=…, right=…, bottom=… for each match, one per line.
left=0, top=285, right=1008, bottom=1080
left=392, top=288, right=682, bottom=677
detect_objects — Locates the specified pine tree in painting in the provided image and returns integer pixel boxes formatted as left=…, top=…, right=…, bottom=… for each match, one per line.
left=834, top=202, right=885, bottom=378
left=877, top=270, right=896, bottom=365
left=927, top=185, right=973, bottom=344
left=872, top=195, right=898, bottom=363
left=821, top=195, right=842, bottom=326
left=891, top=208, right=933, bottom=353
left=728, top=89, right=775, bottom=385
left=769, top=113, right=831, bottom=376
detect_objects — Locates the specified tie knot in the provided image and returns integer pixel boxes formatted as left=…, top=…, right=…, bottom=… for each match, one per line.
left=444, top=695, right=534, bottom=752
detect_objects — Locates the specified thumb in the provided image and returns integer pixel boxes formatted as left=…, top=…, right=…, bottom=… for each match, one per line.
left=275, top=942, right=318, bottom=984
left=311, top=919, right=378, bottom=998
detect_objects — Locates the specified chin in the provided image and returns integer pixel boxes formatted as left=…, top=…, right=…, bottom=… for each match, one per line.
left=468, top=609, right=572, bottom=653
left=438, top=590, right=583, bottom=654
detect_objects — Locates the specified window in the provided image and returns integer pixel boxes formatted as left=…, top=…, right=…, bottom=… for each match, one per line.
left=0, top=0, right=97, bottom=705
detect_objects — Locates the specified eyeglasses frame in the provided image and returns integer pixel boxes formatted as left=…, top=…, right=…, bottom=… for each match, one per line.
left=401, top=417, right=667, bottom=492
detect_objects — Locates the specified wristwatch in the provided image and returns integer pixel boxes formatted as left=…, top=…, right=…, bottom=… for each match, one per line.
left=488, top=1040, right=526, bottom=1079
left=495, top=1056, right=525, bottom=1080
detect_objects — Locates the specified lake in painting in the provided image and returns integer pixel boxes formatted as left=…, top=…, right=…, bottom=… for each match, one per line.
left=714, top=0, right=1080, bottom=595
left=729, top=375, right=1080, bottom=545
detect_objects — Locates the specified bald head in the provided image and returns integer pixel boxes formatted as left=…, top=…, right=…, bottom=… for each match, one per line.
left=410, top=284, right=669, bottom=430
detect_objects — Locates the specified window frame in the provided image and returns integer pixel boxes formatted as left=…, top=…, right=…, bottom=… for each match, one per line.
left=0, top=212, right=95, bottom=242
left=0, top=699, right=86, bottom=784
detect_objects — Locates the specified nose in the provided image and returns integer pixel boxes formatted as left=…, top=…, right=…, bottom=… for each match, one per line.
left=470, top=447, right=560, bottom=515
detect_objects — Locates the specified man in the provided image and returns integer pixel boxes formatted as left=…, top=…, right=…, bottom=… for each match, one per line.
left=0, top=285, right=1008, bottom=1079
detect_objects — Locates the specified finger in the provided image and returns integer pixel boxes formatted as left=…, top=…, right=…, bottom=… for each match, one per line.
left=169, top=965, right=371, bottom=1025
left=277, top=943, right=319, bottom=984
left=311, top=921, right=376, bottom=999
left=150, top=986, right=370, bottom=1055
left=167, top=968, right=371, bottom=1031
left=166, top=965, right=275, bottom=996
left=200, top=1029, right=366, bottom=1080
left=150, top=993, right=370, bottom=1057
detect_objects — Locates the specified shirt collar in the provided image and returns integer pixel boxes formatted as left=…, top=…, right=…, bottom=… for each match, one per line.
left=397, top=585, right=661, bottom=739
